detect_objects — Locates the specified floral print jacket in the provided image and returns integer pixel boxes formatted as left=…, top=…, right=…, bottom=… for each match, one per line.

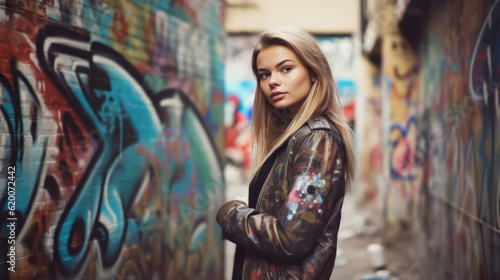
left=217, top=116, right=347, bottom=280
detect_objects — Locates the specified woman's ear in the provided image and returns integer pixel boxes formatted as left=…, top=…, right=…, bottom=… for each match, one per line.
left=309, top=70, right=317, bottom=83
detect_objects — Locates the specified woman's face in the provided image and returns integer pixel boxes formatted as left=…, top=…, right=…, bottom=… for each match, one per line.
left=256, top=45, right=315, bottom=114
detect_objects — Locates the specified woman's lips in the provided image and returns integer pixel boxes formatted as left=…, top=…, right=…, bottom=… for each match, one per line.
left=271, top=92, right=287, bottom=100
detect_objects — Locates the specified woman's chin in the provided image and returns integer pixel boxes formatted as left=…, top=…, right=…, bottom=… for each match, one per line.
left=269, top=101, right=288, bottom=110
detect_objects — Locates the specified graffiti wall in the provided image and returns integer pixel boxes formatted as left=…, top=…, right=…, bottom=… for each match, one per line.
left=380, top=23, right=420, bottom=239
left=357, top=57, right=382, bottom=209
left=316, top=36, right=358, bottom=124
left=224, top=36, right=254, bottom=179
left=364, top=0, right=500, bottom=278
left=0, top=0, right=226, bottom=279
left=413, top=0, right=500, bottom=278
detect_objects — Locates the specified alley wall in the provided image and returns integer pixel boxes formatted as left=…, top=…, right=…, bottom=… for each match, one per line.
left=0, top=0, right=226, bottom=279
left=412, top=1, right=500, bottom=278
left=360, top=0, right=500, bottom=278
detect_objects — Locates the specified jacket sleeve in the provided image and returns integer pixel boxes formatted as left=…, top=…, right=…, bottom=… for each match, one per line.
left=216, top=130, right=346, bottom=261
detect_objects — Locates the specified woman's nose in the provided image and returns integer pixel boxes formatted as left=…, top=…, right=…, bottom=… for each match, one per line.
left=269, top=75, right=281, bottom=87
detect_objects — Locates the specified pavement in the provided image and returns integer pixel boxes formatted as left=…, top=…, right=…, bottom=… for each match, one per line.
left=223, top=166, right=424, bottom=280
left=329, top=196, right=423, bottom=280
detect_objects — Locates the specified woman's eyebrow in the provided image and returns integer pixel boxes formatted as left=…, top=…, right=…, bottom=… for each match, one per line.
left=257, top=59, right=294, bottom=72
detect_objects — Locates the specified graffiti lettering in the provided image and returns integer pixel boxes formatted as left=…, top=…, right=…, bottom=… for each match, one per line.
left=0, top=7, right=224, bottom=278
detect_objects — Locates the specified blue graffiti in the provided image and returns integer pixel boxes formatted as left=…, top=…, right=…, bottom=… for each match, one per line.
left=36, top=27, right=164, bottom=272
left=0, top=66, right=48, bottom=259
left=469, top=0, right=500, bottom=230
left=0, top=24, right=223, bottom=279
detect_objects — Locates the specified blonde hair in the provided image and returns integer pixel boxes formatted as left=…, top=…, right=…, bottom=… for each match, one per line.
left=250, top=27, right=356, bottom=189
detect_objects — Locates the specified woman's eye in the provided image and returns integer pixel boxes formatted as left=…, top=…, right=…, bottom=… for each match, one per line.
left=259, top=73, right=270, bottom=79
left=282, top=66, right=292, bottom=72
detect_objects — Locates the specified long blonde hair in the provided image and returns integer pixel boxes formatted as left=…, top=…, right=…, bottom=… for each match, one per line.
left=250, top=27, right=356, bottom=189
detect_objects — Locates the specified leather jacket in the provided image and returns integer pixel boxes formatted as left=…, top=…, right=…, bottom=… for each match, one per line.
left=217, top=116, right=347, bottom=280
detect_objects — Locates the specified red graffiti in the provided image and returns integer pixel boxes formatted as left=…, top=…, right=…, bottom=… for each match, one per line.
left=112, top=11, right=129, bottom=43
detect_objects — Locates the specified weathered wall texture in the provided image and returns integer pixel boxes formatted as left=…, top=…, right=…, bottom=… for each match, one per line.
left=381, top=15, right=419, bottom=241
left=413, top=0, right=500, bottom=278
left=360, top=0, right=500, bottom=278
left=357, top=57, right=382, bottom=209
left=0, top=0, right=226, bottom=279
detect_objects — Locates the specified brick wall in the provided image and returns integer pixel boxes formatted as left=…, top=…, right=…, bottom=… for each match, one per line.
left=0, top=0, right=226, bottom=279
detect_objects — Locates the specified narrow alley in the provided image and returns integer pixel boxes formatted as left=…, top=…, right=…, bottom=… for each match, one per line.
left=0, top=0, right=498, bottom=279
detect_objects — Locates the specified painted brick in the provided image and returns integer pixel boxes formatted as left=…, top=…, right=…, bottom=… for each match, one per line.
left=0, top=0, right=226, bottom=279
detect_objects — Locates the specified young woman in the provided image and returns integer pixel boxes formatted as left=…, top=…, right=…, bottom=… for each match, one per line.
left=217, top=27, right=356, bottom=280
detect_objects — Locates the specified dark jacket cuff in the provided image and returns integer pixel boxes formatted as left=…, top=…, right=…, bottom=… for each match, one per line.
left=216, top=200, right=247, bottom=225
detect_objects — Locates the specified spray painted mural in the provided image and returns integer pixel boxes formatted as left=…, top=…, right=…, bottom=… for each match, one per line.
left=413, top=0, right=500, bottom=278
left=0, top=1, right=225, bottom=279
left=368, top=0, right=500, bottom=278
left=358, top=57, right=382, bottom=208
left=316, top=36, right=357, bottom=125
left=381, top=25, right=419, bottom=239
left=224, top=36, right=254, bottom=179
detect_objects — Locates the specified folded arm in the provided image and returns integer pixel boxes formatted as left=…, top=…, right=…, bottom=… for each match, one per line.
left=216, top=130, right=345, bottom=261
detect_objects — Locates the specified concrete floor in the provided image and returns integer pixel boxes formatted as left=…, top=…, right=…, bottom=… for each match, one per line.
left=223, top=166, right=423, bottom=280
